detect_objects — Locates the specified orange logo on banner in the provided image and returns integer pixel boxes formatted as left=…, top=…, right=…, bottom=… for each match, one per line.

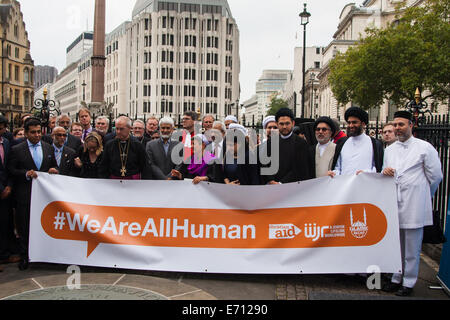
left=41, top=202, right=388, bottom=257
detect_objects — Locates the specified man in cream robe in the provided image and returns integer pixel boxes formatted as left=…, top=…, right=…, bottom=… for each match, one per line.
left=382, top=111, right=442, bottom=296
left=313, top=117, right=336, bottom=177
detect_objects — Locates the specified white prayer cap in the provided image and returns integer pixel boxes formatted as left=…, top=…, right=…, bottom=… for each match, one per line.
left=263, top=116, right=276, bottom=129
left=224, top=115, right=238, bottom=123
left=229, top=123, right=247, bottom=136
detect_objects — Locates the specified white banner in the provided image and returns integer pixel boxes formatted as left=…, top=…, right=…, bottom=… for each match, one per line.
left=30, top=173, right=402, bottom=274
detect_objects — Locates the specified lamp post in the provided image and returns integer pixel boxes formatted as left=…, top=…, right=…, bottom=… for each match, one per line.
left=406, top=87, right=432, bottom=134
left=299, top=3, right=311, bottom=118
left=31, top=88, right=60, bottom=133
left=81, top=80, right=87, bottom=102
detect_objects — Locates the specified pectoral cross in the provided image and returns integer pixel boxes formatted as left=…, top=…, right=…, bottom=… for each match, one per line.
left=120, top=167, right=127, bottom=177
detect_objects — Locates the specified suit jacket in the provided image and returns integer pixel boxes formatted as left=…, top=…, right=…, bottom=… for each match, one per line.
left=7, top=140, right=58, bottom=201
left=56, top=146, right=77, bottom=177
left=0, top=137, right=12, bottom=193
left=221, top=149, right=260, bottom=185
left=146, top=138, right=182, bottom=180
left=331, top=136, right=384, bottom=173
left=42, top=134, right=82, bottom=155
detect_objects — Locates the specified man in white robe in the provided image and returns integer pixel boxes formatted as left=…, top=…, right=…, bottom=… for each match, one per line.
left=382, top=111, right=443, bottom=296
left=328, top=107, right=384, bottom=177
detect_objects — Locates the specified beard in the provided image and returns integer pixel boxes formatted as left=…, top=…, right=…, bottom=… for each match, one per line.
left=347, top=125, right=364, bottom=137
left=161, top=134, right=171, bottom=140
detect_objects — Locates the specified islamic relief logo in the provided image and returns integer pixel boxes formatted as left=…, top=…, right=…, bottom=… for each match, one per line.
left=349, top=209, right=368, bottom=239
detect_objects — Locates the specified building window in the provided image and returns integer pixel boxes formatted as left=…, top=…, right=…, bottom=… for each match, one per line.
left=24, top=91, right=30, bottom=107
left=14, top=89, right=19, bottom=106
left=24, top=68, right=29, bottom=84
left=15, top=66, right=19, bottom=81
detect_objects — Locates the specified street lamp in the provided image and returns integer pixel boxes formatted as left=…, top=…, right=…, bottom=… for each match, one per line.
left=81, top=80, right=87, bottom=102
left=31, top=87, right=60, bottom=133
left=406, top=87, right=432, bottom=132
left=299, top=3, right=311, bottom=118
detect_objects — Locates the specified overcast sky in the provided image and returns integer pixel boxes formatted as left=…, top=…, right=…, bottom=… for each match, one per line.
left=19, top=0, right=359, bottom=101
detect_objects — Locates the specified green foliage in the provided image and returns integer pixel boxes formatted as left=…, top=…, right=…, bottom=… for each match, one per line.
left=329, top=0, right=450, bottom=110
left=266, top=97, right=289, bottom=116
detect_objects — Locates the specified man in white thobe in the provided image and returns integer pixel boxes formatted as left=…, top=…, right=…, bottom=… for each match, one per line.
left=328, top=107, right=384, bottom=178
left=382, top=111, right=442, bottom=296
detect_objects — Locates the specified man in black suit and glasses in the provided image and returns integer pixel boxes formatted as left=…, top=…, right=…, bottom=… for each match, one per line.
left=7, top=117, right=59, bottom=270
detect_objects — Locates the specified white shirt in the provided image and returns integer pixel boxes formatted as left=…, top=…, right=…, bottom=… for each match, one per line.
left=318, top=140, right=332, bottom=157
left=384, top=136, right=442, bottom=229
left=334, top=133, right=375, bottom=176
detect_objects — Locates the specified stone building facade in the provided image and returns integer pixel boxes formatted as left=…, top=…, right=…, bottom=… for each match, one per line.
left=0, top=0, right=34, bottom=127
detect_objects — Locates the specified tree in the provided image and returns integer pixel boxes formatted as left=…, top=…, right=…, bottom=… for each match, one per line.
left=266, top=97, right=289, bottom=116
left=329, top=0, right=450, bottom=110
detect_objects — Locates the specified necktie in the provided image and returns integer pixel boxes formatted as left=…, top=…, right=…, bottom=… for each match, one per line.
left=32, top=144, right=42, bottom=170
left=82, top=130, right=87, bottom=141
left=0, top=142, right=4, bottom=166
left=55, top=149, right=62, bottom=167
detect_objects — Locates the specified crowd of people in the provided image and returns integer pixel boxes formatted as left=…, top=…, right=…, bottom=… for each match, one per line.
left=0, top=105, right=443, bottom=297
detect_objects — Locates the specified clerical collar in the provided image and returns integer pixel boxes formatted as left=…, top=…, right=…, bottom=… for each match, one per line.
left=280, top=131, right=293, bottom=140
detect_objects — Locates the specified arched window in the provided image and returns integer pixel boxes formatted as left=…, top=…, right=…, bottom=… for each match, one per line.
left=14, top=23, right=18, bottom=38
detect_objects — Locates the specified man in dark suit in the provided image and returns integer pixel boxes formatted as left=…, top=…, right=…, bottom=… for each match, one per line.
left=146, top=117, right=182, bottom=180
left=52, top=126, right=77, bottom=177
left=7, top=117, right=59, bottom=270
left=0, top=116, right=18, bottom=270
left=42, top=114, right=82, bottom=154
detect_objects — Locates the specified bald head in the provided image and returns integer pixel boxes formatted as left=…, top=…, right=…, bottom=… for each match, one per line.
left=115, top=116, right=132, bottom=141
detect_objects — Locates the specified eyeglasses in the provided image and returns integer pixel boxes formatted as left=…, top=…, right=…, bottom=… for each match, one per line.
left=315, top=128, right=330, bottom=132
left=55, top=133, right=68, bottom=137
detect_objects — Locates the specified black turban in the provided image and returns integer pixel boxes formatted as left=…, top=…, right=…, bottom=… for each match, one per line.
left=394, top=110, right=413, bottom=121
left=345, top=107, right=369, bottom=125
left=275, top=108, right=295, bottom=122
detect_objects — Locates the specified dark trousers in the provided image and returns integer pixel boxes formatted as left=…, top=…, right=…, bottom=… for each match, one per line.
left=0, top=197, right=19, bottom=260
left=14, top=199, right=31, bottom=259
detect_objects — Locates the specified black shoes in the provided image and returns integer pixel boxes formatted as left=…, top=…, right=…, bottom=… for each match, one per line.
left=18, top=257, right=29, bottom=271
left=381, top=282, right=401, bottom=293
left=395, top=286, right=413, bottom=297
left=381, top=282, right=413, bottom=296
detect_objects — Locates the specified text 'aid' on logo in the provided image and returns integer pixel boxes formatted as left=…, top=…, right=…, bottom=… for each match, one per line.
left=269, top=224, right=301, bottom=240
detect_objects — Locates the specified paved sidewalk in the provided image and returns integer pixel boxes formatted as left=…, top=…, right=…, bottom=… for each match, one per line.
left=0, top=252, right=448, bottom=300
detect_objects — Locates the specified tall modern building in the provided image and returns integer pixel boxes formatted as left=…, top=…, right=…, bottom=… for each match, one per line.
left=244, top=70, right=292, bottom=123
left=129, top=0, right=240, bottom=120
left=66, top=32, right=94, bottom=67
left=51, top=0, right=240, bottom=121
left=34, top=65, right=58, bottom=89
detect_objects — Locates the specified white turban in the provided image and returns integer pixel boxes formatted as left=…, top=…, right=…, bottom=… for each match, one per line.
left=224, top=115, right=238, bottom=123
left=263, top=116, right=276, bottom=129
left=228, top=123, right=247, bottom=136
